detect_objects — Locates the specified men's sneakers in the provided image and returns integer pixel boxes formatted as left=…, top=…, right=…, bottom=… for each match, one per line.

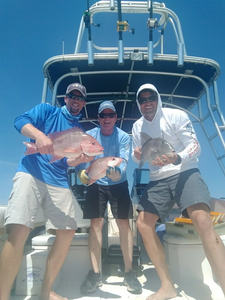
left=123, top=270, right=142, bottom=294
left=80, top=270, right=102, bottom=294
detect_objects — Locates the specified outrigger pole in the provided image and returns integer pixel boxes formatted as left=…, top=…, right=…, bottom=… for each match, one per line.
left=147, top=0, right=154, bottom=65
left=84, top=0, right=94, bottom=66
left=117, top=0, right=124, bottom=65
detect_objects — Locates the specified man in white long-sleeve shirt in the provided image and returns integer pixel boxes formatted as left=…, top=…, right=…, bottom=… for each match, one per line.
left=132, top=83, right=225, bottom=300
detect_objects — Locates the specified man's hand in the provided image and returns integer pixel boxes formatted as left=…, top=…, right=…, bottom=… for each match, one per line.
left=152, top=153, right=178, bottom=167
left=106, top=166, right=121, bottom=182
left=134, top=147, right=142, bottom=160
left=21, top=123, right=54, bottom=155
left=35, top=135, right=54, bottom=155
left=77, top=169, right=90, bottom=185
left=67, top=153, right=94, bottom=167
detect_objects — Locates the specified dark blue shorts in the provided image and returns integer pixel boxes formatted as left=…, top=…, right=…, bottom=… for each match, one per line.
left=137, top=169, right=211, bottom=222
left=83, top=181, right=133, bottom=219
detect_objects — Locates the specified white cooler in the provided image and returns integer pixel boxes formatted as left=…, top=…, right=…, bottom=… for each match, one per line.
left=15, top=250, right=60, bottom=295
left=163, top=234, right=225, bottom=285
left=15, top=233, right=94, bottom=295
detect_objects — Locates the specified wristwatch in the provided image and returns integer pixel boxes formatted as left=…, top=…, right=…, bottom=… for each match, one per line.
left=173, top=154, right=181, bottom=165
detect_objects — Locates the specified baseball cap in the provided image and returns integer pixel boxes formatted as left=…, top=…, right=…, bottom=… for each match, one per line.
left=66, top=83, right=87, bottom=98
left=98, top=101, right=116, bottom=114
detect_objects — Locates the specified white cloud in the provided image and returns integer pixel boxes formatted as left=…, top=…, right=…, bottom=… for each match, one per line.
left=0, top=161, right=18, bottom=168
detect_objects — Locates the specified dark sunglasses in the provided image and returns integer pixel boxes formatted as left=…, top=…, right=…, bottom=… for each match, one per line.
left=66, top=94, right=85, bottom=101
left=99, top=112, right=116, bottom=119
left=138, top=96, right=158, bottom=105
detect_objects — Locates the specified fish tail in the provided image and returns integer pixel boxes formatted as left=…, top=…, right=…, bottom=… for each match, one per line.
left=23, top=142, right=38, bottom=155
left=139, top=159, right=145, bottom=169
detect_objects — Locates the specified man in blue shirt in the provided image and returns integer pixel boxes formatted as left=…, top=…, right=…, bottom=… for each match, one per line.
left=78, top=101, right=142, bottom=295
left=0, top=83, right=94, bottom=300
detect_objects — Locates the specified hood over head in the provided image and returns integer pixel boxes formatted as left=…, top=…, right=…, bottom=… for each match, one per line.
left=136, top=83, right=162, bottom=121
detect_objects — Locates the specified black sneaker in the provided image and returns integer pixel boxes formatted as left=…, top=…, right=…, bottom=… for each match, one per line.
left=80, top=270, right=102, bottom=294
left=123, top=270, right=142, bottom=294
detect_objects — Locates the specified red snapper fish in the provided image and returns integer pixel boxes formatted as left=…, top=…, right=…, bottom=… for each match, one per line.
left=86, top=156, right=123, bottom=185
left=23, top=127, right=104, bottom=163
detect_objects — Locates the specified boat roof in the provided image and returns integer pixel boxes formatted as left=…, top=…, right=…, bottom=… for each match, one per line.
left=43, top=53, right=220, bottom=133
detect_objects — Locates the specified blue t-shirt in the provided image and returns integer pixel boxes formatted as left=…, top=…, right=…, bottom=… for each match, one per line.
left=14, top=103, right=82, bottom=188
left=82, top=126, right=130, bottom=186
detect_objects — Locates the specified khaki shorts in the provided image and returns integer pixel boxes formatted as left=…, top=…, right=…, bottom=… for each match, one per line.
left=5, top=172, right=77, bottom=234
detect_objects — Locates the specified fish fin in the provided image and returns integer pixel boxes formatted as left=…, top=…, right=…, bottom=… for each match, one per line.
left=86, top=165, right=91, bottom=173
left=139, top=158, right=145, bottom=169
left=163, top=140, right=175, bottom=152
left=140, top=132, right=152, bottom=146
left=87, top=179, right=95, bottom=186
left=49, top=155, right=64, bottom=163
left=23, top=142, right=38, bottom=155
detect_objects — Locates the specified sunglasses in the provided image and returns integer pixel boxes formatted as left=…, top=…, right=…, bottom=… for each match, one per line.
left=99, top=113, right=116, bottom=119
left=138, top=96, right=158, bottom=105
left=66, top=94, right=85, bottom=101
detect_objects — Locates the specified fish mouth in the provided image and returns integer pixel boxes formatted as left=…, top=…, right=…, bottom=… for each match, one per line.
left=84, top=150, right=104, bottom=156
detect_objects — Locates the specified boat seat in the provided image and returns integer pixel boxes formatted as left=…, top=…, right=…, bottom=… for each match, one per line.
left=32, top=232, right=88, bottom=250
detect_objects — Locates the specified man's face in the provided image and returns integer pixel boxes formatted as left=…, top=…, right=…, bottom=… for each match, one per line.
left=64, top=90, right=86, bottom=115
left=138, top=90, right=158, bottom=121
left=98, top=108, right=117, bottom=132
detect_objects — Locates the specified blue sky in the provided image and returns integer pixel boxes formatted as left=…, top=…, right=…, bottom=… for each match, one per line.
left=0, top=0, right=225, bottom=205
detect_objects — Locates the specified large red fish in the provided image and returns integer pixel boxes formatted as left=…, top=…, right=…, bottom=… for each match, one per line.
left=86, top=156, right=123, bottom=185
left=23, top=127, right=104, bottom=163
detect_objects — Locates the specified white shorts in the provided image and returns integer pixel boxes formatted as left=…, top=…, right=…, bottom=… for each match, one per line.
left=5, top=172, right=77, bottom=233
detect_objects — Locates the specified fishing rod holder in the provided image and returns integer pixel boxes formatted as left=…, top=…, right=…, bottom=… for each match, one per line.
left=83, top=11, right=90, bottom=28
left=110, top=0, right=115, bottom=10
left=147, top=18, right=159, bottom=29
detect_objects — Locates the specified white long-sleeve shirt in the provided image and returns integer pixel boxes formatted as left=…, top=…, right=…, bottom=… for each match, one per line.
left=132, top=84, right=200, bottom=181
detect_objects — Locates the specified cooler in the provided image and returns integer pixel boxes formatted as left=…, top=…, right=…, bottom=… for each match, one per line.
left=15, top=233, right=95, bottom=295
left=15, top=250, right=60, bottom=295
left=165, top=221, right=225, bottom=240
left=163, top=234, right=225, bottom=285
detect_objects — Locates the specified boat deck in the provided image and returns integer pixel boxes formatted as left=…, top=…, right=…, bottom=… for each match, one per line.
left=9, top=244, right=224, bottom=300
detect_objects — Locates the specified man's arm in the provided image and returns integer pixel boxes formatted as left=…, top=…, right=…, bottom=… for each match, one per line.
left=153, top=112, right=201, bottom=167
left=21, top=123, right=54, bottom=155
left=131, top=123, right=142, bottom=164
left=67, top=154, right=94, bottom=167
left=106, top=132, right=130, bottom=181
